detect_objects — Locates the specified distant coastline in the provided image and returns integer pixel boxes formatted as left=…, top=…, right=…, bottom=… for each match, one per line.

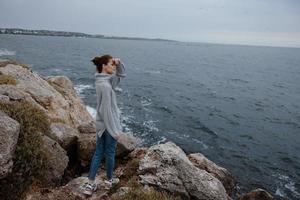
left=0, top=28, right=177, bottom=42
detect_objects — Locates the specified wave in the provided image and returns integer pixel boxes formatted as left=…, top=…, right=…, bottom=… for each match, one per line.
left=145, top=70, right=161, bottom=74
left=86, top=105, right=96, bottom=119
left=74, top=84, right=93, bottom=98
left=274, top=174, right=300, bottom=199
left=0, top=49, right=16, bottom=56
left=143, top=120, right=159, bottom=132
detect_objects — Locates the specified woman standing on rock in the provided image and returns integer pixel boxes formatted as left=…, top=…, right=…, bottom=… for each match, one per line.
left=82, top=55, right=126, bottom=196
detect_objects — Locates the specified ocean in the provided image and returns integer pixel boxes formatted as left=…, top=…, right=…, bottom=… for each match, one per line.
left=1, top=34, right=300, bottom=199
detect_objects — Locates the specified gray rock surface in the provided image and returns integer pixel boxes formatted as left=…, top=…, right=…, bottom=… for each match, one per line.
left=188, top=153, right=235, bottom=196
left=46, top=75, right=95, bottom=130
left=0, top=63, right=94, bottom=130
left=238, top=188, right=274, bottom=200
left=116, top=133, right=139, bottom=157
left=50, top=123, right=78, bottom=150
left=78, top=133, right=139, bottom=167
left=40, top=135, right=69, bottom=186
left=0, top=111, right=20, bottom=179
left=138, top=141, right=228, bottom=200
left=77, top=134, right=96, bottom=167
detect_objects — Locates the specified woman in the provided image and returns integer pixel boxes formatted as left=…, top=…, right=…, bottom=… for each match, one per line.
left=82, top=54, right=126, bottom=196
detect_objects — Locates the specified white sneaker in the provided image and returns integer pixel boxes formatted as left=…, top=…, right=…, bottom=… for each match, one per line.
left=82, top=182, right=97, bottom=196
left=104, top=177, right=120, bottom=189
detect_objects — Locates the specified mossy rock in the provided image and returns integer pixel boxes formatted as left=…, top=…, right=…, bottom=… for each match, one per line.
left=0, top=100, right=51, bottom=200
left=0, top=74, right=18, bottom=85
left=47, top=80, right=66, bottom=97
left=0, top=60, right=30, bottom=70
left=110, top=176, right=181, bottom=200
left=50, top=117, right=66, bottom=124
left=109, top=158, right=180, bottom=200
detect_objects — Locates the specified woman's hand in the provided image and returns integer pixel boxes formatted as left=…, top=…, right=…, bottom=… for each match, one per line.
left=113, top=58, right=121, bottom=66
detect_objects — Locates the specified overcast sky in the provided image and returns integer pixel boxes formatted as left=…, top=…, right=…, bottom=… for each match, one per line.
left=0, top=0, right=300, bottom=47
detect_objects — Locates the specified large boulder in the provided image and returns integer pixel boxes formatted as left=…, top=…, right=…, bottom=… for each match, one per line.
left=188, top=153, right=235, bottom=196
left=77, top=134, right=97, bottom=167
left=0, top=94, right=10, bottom=102
left=138, top=142, right=228, bottom=200
left=0, top=62, right=94, bottom=130
left=46, top=75, right=95, bottom=131
left=116, top=133, right=139, bottom=157
left=0, top=111, right=20, bottom=179
left=40, top=135, right=69, bottom=186
left=129, top=147, right=148, bottom=159
left=50, top=123, right=79, bottom=151
left=0, top=85, right=45, bottom=112
left=238, top=188, right=274, bottom=200
left=64, top=176, right=109, bottom=200
left=77, top=121, right=96, bottom=134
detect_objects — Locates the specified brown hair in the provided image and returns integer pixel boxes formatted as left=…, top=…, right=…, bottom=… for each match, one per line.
left=91, top=54, right=113, bottom=73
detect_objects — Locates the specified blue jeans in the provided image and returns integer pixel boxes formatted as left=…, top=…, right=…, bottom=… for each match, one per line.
left=88, top=130, right=117, bottom=180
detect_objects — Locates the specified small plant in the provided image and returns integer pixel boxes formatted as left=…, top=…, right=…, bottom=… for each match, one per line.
left=0, top=60, right=30, bottom=70
left=50, top=117, right=66, bottom=124
left=0, top=74, right=17, bottom=85
left=109, top=158, right=181, bottom=200
left=0, top=100, right=51, bottom=200
left=110, top=176, right=180, bottom=200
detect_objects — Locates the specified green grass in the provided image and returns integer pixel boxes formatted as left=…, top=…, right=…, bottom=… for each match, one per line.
left=108, top=158, right=181, bottom=200
left=110, top=176, right=181, bottom=200
left=0, top=74, right=18, bottom=85
left=0, top=100, right=51, bottom=200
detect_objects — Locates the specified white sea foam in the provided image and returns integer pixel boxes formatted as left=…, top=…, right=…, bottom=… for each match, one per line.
left=274, top=174, right=300, bottom=198
left=141, top=97, right=152, bottom=107
left=74, top=84, right=93, bottom=98
left=121, top=113, right=135, bottom=133
left=86, top=105, right=96, bottom=119
left=275, top=188, right=286, bottom=197
left=0, top=49, right=16, bottom=56
left=145, top=70, right=161, bottom=74
left=191, top=138, right=209, bottom=150
left=170, top=131, right=209, bottom=150
left=157, top=136, right=167, bottom=144
left=143, top=120, right=159, bottom=132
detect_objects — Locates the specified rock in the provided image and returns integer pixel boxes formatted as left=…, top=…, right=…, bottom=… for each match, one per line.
left=50, top=123, right=78, bottom=151
left=110, top=187, right=130, bottom=198
left=65, top=176, right=108, bottom=200
left=0, top=63, right=94, bottom=130
left=25, top=168, right=124, bottom=200
left=116, top=133, right=139, bottom=157
left=25, top=187, right=83, bottom=200
left=0, top=85, right=45, bottom=112
left=77, top=121, right=96, bottom=134
left=78, top=133, right=139, bottom=167
left=0, top=94, right=9, bottom=102
left=40, top=135, right=69, bottom=186
left=238, top=188, right=274, bottom=200
left=46, top=76, right=94, bottom=130
left=188, top=153, right=235, bottom=196
left=129, top=147, right=148, bottom=159
left=0, top=111, right=20, bottom=179
left=77, top=134, right=96, bottom=167
left=138, top=141, right=228, bottom=200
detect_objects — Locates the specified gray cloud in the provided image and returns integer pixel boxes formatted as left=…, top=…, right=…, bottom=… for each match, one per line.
left=0, top=0, right=300, bottom=47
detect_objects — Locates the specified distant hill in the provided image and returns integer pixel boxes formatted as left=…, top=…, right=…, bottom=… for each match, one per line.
left=0, top=28, right=177, bottom=42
